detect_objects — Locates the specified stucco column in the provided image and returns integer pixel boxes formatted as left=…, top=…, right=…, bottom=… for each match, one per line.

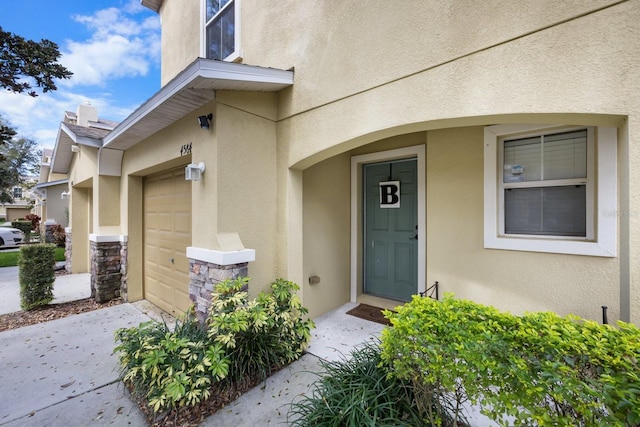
left=95, top=175, right=121, bottom=230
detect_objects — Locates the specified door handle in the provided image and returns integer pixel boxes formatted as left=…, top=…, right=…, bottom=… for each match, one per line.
left=409, top=235, right=418, bottom=240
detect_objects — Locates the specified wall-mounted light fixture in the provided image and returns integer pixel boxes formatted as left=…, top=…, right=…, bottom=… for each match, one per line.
left=61, top=191, right=70, bottom=200
left=185, top=162, right=206, bottom=181
left=197, top=113, right=213, bottom=130
left=71, top=144, right=80, bottom=153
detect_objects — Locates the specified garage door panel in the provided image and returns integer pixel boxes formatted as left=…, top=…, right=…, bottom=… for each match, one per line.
left=144, top=167, right=192, bottom=316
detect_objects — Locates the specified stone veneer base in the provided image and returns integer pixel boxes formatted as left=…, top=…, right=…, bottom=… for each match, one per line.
left=188, top=247, right=254, bottom=323
left=89, top=235, right=128, bottom=303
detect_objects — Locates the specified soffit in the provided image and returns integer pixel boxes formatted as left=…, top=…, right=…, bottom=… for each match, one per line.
left=141, top=0, right=162, bottom=13
left=50, top=123, right=107, bottom=174
left=103, top=58, right=294, bottom=151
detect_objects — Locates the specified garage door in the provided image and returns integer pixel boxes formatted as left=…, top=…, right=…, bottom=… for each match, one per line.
left=144, top=167, right=192, bottom=315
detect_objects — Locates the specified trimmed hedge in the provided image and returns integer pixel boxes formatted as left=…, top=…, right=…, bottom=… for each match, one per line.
left=18, top=244, right=56, bottom=310
left=381, top=294, right=640, bottom=426
left=11, top=220, right=32, bottom=234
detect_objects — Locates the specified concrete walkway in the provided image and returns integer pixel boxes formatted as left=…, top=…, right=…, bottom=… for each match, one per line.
left=0, top=265, right=387, bottom=426
left=0, top=266, right=90, bottom=315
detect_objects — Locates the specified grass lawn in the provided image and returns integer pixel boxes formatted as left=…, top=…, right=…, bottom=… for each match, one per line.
left=0, top=247, right=65, bottom=268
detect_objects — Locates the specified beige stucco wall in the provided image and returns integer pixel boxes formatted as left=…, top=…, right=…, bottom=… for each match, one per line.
left=301, top=126, right=621, bottom=322
left=425, top=127, right=620, bottom=322
left=270, top=0, right=639, bottom=323
left=158, top=0, right=200, bottom=85
left=302, top=153, right=351, bottom=318
left=214, top=92, right=279, bottom=294
left=135, top=0, right=638, bottom=322
left=119, top=92, right=280, bottom=301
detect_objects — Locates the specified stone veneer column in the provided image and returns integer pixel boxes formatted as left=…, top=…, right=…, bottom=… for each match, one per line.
left=187, top=247, right=256, bottom=323
left=64, top=227, right=72, bottom=273
left=89, top=234, right=128, bottom=303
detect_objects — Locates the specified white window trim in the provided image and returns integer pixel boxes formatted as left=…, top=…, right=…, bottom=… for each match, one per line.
left=201, top=0, right=242, bottom=62
left=484, top=124, right=617, bottom=257
left=350, top=145, right=426, bottom=302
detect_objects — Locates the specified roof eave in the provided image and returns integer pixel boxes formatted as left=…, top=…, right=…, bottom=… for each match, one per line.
left=141, top=0, right=162, bottom=13
left=103, top=58, right=294, bottom=151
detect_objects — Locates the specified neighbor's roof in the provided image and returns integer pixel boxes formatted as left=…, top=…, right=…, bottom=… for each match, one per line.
left=103, top=58, right=294, bottom=151
left=50, top=120, right=116, bottom=175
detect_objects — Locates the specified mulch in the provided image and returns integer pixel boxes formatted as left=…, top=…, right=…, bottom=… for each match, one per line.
left=0, top=297, right=124, bottom=332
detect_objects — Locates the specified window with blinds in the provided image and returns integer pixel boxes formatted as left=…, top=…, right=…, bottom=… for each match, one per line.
left=501, top=129, right=588, bottom=237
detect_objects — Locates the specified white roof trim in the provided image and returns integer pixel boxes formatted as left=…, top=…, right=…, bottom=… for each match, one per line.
left=35, top=179, right=69, bottom=189
left=103, top=58, right=294, bottom=151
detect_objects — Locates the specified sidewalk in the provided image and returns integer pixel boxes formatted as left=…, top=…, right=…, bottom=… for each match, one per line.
left=0, top=266, right=90, bottom=315
left=0, top=263, right=386, bottom=426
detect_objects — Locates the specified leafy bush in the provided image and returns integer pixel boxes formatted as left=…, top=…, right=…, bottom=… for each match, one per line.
left=114, top=310, right=229, bottom=413
left=380, top=294, right=640, bottom=426
left=11, top=220, right=32, bottom=235
left=207, top=277, right=315, bottom=386
left=18, top=243, right=56, bottom=310
left=114, top=277, right=314, bottom=416
left=51, top=224, right=65, bottom=247
left=288, top=339, right=430, bottom=427
left=24, top=213, right=41, bottom=231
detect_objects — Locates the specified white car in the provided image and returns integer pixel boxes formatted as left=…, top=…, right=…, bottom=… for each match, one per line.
left=0, top=227, right=25, bottom=247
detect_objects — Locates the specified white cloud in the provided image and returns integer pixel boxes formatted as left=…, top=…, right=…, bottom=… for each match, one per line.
left=60, top=3, right=160, bottom=88
left=0, top=1, right=160, bottom=149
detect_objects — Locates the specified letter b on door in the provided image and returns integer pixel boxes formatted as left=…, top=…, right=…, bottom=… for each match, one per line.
left=379, top=180, right=400, bottom=208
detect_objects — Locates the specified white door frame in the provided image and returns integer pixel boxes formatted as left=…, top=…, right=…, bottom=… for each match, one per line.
left=350, top=145, right=426, bottom=302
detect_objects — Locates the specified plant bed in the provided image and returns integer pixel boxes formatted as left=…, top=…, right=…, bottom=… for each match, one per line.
left=114, top=277, right=314, bottom=427
left=125, top=361, right=286, bottom=427
left=0, top=297, right=124, bottom=332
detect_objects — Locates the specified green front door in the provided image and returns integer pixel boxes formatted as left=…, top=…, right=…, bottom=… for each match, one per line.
left=364, top=158, right=418, bottom=301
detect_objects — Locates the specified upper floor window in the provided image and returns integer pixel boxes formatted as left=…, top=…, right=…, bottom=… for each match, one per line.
left=205, top=0, right=240, bottom=61
left=12, top=187, right=22, bottom=199
left=484, top=124, right=617, bottom=257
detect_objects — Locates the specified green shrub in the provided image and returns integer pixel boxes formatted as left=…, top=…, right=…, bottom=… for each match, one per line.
left=207, top=277, right=315, bottom=385
left=11, top=220, right=32, bottom=235
left=18, top=243, right=56, bottom=310
left=114, top=277, right=314, bottom=415
left=114, top=310, right=229, bottom=413
left=380, top=294, right=640, bottom=426
left=288, top=339, right=430, bottom=427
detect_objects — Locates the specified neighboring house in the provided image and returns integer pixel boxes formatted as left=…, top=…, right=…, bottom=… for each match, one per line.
left=44, top=102, right=118, bottom=260
left=0, top=181, right=35, bottom=223
left=58, top=0, right=640, bottom=325
left=33, top=149, right=69, bottom=229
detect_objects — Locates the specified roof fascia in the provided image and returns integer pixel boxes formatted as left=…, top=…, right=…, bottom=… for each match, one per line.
left=103, top=58, right=294, bottom=149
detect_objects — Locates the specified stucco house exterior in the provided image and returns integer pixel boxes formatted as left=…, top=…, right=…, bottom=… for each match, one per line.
left=57, top=0, right=639, bottom=325
left=33, top=149, right=68, bottom=231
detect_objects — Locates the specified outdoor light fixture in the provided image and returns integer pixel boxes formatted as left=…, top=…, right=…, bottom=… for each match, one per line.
left=61, top=191, right=70, bottom=200
left=71, top=144, right=80, bottom=153
left=185, top=162, right=206, bottom=181
left=198, top=113, right=213, bottom=130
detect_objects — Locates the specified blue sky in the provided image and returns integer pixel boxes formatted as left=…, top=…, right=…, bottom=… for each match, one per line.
left=0, top=0, right=161, bottom=149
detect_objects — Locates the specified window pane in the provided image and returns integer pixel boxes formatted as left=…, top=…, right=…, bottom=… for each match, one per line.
left=505, top=186, right=586, bottom=237
left=205, top=1, right=234, bottom=60
left=543, top=130, right=587, bottom=180
left=505, top=187, right=542, bottom=234
left=503, top=136, right=542, bottom=182
left=542, top=185, right=586, bottom=236
left=206, top=0, right=232, bottom=21
left=206, top=18, right=223, bottom=59
left=220, top=3, right=235, bottom=58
